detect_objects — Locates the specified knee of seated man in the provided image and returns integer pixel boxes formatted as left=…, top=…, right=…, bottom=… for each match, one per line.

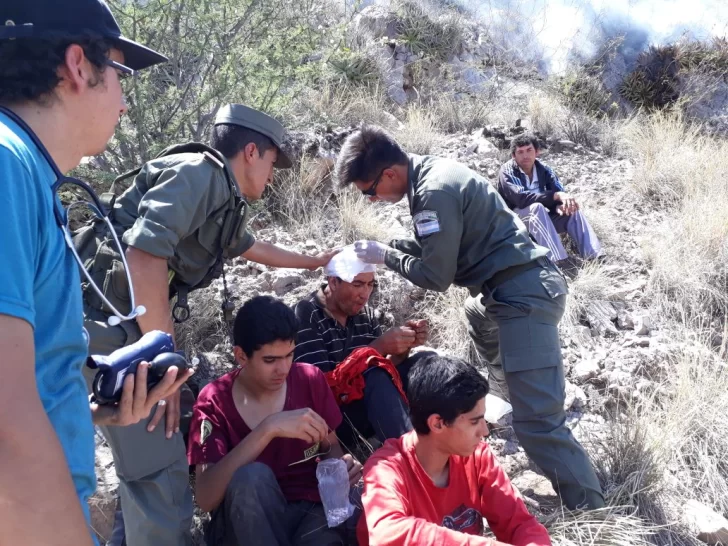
left=526, top=202, right=548, bottom=215
left=227, top=462, right=276, bottom=496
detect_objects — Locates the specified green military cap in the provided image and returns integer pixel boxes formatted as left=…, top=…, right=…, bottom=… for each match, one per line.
left=215, top=104, right=292, bottom=169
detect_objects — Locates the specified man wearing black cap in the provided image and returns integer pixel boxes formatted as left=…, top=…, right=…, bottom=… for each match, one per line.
left=82, top=102, right=337, bottom=545
left=0, top=1, right=175, bottom=545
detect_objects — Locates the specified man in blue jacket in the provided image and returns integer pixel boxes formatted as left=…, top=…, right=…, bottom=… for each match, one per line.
left=497, top=134, right=602, bottom=265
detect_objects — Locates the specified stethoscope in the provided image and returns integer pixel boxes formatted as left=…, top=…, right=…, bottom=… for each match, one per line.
left=0, top=105, right=146, bottom=326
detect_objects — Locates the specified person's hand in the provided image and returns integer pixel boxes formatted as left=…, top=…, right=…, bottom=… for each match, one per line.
left=555, top=192, right=579, bottom=215
left=306, top=247, right=341, bottom=270
left=261, top=408, right=329, bottom=444
left=373, top=326, right=417, bottom=356
left=353, top=240, right=388, bottom=265
left=91, top=362, right=194, bottom=427
left=405, top=319, right=429, bottom=346
left=147, top=389, right=181, bottom=439
left=341, top=453, right=363, bottom=486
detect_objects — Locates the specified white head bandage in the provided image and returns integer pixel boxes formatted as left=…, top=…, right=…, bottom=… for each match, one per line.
left=324, top=245, right=377, bottom=283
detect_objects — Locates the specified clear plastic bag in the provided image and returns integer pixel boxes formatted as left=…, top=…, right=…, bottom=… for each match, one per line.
left=316, top=459, right=355, bottom=527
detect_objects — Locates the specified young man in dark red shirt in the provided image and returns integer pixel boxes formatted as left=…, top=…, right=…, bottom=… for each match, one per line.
left=358, top=354, right=551, bottom=546
left=188, top=295, right=362, bottom=545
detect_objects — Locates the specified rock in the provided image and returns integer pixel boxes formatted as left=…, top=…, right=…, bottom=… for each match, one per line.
left=271, top=272, right=304, bottom=295
left=684, top=499, right=728, bottom=545
left=634, top=313, right=652, bottom=336
left=476, top=138, right=499, bottom=158
left=617, top=308, right=635, bottom=330
left=502, top=440, right=520, bottom=456
left=574, top=359, right=600, bottom=382
left=564, top=381, right=587, bottom=411
left=550, top=139, right=577, bottom=153
left=573, top=325, right=594, bottom=347
left=512, top=470, right=557, bottom=498
left=585, top=301, right=619, bottom=337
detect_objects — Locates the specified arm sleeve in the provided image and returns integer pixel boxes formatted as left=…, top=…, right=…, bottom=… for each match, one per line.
left=0, top=149, right=38, bottom=326
left=542, top=164, right=564, bottom=192
left=476, top=446, right=552, bottom=546
left=187, top=389, right=229, bottom=466
left=497, top=166, right=557, bottom=210
left=309, top=366, right=343, bottom=431
left=362, top=457, right=496, bottom=546
left=388, top=237, right=423, bottom=258
left=293, top=300, right=337, bottom=372
left=122, top=160, right=226, bottom=258
left=383, top=190, right=460, bottom=292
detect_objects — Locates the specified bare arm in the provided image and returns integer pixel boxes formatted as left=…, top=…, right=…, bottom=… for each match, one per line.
left=125, top=246, right=190, bottom=437
left=126, top=246, right=175, bottom=341
left=242, top=241, right=337, bottom=270
left=0, top=315, right=94, bottom=546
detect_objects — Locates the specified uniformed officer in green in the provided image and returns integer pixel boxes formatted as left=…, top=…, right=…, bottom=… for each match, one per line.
left=80, top=104, right=337, bottom=545
left=335, top=125, right=604, bottom=510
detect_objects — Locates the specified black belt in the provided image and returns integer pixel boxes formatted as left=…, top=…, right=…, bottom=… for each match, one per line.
left=484, top=257, right=546, bottom=293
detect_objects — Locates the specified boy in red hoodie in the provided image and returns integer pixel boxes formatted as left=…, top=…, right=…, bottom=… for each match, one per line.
left=358, top=354, right=551, bottom=546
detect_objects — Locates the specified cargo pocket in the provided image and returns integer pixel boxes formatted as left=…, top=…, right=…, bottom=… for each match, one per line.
left=539, top=264, right=569, bottom=299
left=498, top=317, right=562, bottom=372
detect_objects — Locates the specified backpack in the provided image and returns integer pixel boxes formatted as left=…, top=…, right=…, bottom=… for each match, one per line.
left=73, top=142, right=246, bottom=324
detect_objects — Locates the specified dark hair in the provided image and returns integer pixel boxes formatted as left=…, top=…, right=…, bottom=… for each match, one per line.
left=334, top=125, right=408, bottom=187
left=510, top=133, right=542, bottom=155
left=0, top=37, right=111, bottom=104
left=233, top=296, right=298, bottom=357
left=210, top=123, right=275, bottom=160
left=408, top=354, right=489, bottom=435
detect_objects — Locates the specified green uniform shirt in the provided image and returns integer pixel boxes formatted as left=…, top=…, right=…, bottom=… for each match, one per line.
left=384, top=154, right=548, bottom=295
left=112, top=152, right=255, bottom=288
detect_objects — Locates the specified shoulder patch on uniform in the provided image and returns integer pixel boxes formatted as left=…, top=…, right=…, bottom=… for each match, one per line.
left=200, top=419, right=213, bottom=445
left=413, top=210, right=441, bottom=237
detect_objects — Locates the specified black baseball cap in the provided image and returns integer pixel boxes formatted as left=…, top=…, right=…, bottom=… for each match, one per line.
left=0, top=0, right=167, bottom=71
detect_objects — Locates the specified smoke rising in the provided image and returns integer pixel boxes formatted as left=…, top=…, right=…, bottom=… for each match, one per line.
left=471, top=0, right=728, bottom=75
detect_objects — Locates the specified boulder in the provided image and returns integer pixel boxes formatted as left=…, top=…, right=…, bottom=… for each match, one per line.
left=634, top=313, right=652, bottom=336
left=573, top=359, right=600, bottom=382
left=512, top=470, right=557, bottom=498
left=585, top=301, right=619, bottom=337
left=684, top=500, right=728, bottom=545
left=564, top=381, right=587, bottom=411
left=271, top=272, right=304, bottom=295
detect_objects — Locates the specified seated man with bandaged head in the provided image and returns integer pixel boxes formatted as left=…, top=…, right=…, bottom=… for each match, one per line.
left=293, top=246, right=432, bottom=448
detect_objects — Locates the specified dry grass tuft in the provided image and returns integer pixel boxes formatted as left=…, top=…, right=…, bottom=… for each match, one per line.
left=417, top=286, right=475, bottom=361
left=267, top=155, right=336, bottom=241
left=337, top=189, right=392, bottom=244
left=624, top=111, right=728, bottom=319
left=561, top=260, right=622, bottom=334
left=543, top=507, right=657, bottom=546
left=395, top=104, right=445, bottom=155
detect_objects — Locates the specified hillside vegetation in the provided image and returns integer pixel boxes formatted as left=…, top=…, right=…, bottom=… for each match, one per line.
left=87, top=1, right=728, bottom=544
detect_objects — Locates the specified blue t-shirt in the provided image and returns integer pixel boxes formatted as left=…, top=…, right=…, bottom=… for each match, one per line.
left=0, top=114, right=96, bottom=526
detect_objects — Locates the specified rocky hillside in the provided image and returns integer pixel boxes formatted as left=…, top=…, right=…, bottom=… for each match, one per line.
left=90, top=1, right=728, bottom=544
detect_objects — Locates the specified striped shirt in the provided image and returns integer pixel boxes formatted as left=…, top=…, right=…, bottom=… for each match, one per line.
left=293, top=288, right=383, bottom=373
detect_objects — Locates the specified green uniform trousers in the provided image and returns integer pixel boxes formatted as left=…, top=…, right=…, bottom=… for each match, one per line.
left=464, top=260, right=605, bottom=510
left=84, top=306, right=194, bottom=546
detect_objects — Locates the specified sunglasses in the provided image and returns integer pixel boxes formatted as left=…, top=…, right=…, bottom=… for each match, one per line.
left=361, top=168, right=385, bottom=197
left=106, top=59, right=135, bottom=80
